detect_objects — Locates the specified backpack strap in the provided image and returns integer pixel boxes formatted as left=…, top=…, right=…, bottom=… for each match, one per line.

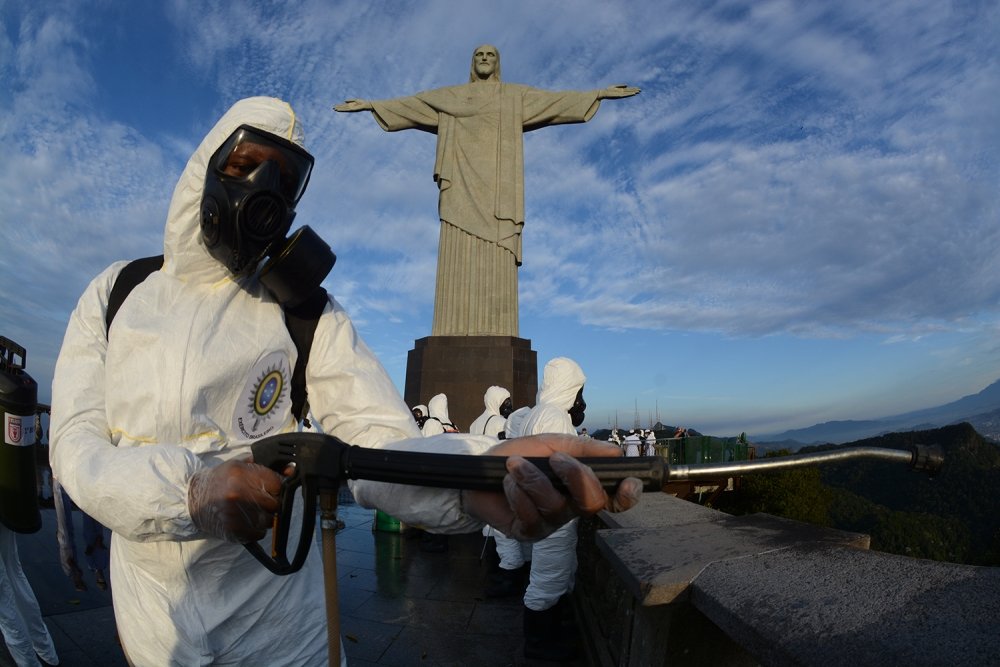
left=105, top=256, right=326, bottom=425
left=105, top=255, right=163, bottom=333
left=482, top=414, right=499, bottom=435
left=283, top=288, right=328, bottom=425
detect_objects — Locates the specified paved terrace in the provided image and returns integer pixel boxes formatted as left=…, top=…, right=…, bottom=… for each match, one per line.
left=9, top=488, right=1000, bottom=666
left=6, top=487, right=570, bottom=667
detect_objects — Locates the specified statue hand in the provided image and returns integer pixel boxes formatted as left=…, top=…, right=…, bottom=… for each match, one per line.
left=333, top=99, right=372, bottom=112
left=601, top=84, right=640, bottom=99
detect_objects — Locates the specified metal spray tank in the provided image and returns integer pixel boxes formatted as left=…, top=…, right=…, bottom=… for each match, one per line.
left=0, top=336, right=41, bottom=533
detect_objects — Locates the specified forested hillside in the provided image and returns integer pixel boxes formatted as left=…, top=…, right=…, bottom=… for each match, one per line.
left=712, top=423, right=1000, bottom=565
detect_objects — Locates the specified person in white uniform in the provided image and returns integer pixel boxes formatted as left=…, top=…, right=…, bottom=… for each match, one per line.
left=420, top=393, right=459, bottom=435
left=468, top=386, right=512, bottom=437
left=493, top=357, right=590, bottom=661
left=642, top=430, right=658, bottom=457
left=471, top=386, right=513, bottom=571
left=503, top=405, right=531, bottom=441
left=0, top=523, right=60, bottom=667
left=49, top=97, right=641, bottom=667
left=623, top=429, right=642, bottom=457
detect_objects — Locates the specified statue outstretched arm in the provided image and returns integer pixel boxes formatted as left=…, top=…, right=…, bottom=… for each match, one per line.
left=333, top=99, right=374, bottom=112
left=598, top=84, right=640, bottom=99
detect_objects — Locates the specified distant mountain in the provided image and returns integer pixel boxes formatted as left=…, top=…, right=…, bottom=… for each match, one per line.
left=891, top=378, right=1000, bottom=427
left=962, top=407, right=1000, bottom=441
left=754, top=379, right=1000, bottom=445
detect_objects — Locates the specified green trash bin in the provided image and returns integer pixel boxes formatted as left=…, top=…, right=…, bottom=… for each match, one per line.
left=374, top=510, right=401, bottom=533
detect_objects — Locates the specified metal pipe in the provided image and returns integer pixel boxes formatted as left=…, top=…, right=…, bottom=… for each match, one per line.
left=320, top=490, right=340, bottom=667
left=668, top=444, right=942, bottom=481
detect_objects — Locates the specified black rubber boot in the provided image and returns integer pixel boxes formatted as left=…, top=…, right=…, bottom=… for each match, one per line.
left=485, top=563, right=528, bottom=598
left=523, top=604, right=578, bottom=662
left=554, top=594, right=578, bottom=636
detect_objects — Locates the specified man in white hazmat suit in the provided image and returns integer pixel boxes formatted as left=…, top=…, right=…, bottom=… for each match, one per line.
left=49, top=97, right=641, bottom=666
left=493, top=357, right=590, bottom=661
left=624, top=430, right=642, bottom=457
left=468, top=386, right=512, bottom=437
left=419, top=393, right=458, bottom=435
left=471, top=386, right=514, bottom=576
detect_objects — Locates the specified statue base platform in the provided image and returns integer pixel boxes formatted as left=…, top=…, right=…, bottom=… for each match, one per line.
left=404, top=336, right=537, bottom=433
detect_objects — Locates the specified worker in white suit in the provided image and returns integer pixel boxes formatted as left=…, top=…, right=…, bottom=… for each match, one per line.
left=493, top=357, right=590, bottom=661
left=469, top=386, right=512, bottom=437
left=49, top=97, right=640, bottom=667
left=420, top=393, right=459, bottom=435
left=0, top=523, right=59, bottom=667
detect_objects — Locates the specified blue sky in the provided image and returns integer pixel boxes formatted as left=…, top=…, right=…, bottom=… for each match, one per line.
left=2, top=0, right=998, bottom=437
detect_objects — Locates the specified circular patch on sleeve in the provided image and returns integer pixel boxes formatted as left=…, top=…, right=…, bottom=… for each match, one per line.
left=233, top=351, right=292, bottom=439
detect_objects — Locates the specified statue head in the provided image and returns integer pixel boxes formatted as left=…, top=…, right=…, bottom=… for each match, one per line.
left=469, top=44, right=501, bottom=82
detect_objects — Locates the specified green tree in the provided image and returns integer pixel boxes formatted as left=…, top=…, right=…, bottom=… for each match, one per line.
left=732, top=466, right=832, bottom=527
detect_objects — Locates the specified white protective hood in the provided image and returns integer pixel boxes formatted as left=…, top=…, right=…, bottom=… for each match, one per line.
left=427, top=393, right=450, bottom=420
left=164, top=96, right=306, bottom=283
left=520, top=357, right=586, bottom=436
left=421, top=392, right=455, bottom=435
left=468, top=385, right=510, bottom=436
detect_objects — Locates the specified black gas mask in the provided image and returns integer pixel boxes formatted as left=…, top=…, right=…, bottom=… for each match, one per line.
left=568, top=388, right=586, bottom=428
left=201, top=125, right=336, bottom=307
left=499, top=398, right=513, bottom=419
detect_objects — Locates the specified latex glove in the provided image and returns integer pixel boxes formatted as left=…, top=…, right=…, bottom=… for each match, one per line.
left=188, top=458, right=282, bottom=543
left=463, top=434, right=643, bottom=541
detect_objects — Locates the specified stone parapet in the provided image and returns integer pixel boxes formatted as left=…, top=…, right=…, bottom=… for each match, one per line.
left=575, top=493, right=1000, bottom=666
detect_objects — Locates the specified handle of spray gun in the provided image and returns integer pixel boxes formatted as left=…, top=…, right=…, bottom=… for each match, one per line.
left=244, top=432, right=666, bottom=575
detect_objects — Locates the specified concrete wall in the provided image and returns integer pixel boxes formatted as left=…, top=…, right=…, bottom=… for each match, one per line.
left=574, top=494, right=1000, bottom=666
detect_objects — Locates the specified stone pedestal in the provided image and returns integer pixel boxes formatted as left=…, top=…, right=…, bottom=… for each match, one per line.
left=404, top=336, right=537, bottom=432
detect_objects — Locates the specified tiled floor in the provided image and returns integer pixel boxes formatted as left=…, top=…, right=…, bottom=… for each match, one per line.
left=333, top=488, right=526, bottom=666
left=6, top=487, right=568, bottom=666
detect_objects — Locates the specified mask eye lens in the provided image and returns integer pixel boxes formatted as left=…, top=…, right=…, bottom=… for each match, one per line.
left=212, top=126, right=314, bottom=203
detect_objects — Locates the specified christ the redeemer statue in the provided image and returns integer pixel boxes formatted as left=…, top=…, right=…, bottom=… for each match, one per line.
left=335, top=44, right=639, bottom=337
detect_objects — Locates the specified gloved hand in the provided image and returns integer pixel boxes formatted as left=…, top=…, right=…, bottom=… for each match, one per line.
left=188, top=458, right=283, bottom=543
left=463, top=434, right=643, bottom=541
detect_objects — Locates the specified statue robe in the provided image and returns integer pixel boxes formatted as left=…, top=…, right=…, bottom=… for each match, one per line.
left=370, top=81, right=601, bottom=336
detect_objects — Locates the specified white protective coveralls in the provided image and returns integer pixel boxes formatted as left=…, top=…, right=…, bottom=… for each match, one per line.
left=50, top=97, right=491, bottom=667
left=494, top=358, right=585, bottom=611
left=470, top=386, right=509, bottom=540
left=420, top=393, right=457, bottom=435
left=503, top=406, right=531, bottom=440
left=642, top=430, right=657, bottom=457
left=624, top=431, right=642, bottom=457
left=0, top=525, right=59, bottom=667
left=468, top=386, right=510, bottom=437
